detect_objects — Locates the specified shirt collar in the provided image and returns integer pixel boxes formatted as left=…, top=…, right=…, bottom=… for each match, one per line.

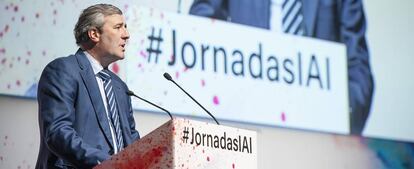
left=84, top=51, right=104, bottom=75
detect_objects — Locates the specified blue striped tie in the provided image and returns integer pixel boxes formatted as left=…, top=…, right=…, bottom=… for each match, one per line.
left=98, top=69, right=124, bottom=152
left=282, top=0, right=305, bottom=35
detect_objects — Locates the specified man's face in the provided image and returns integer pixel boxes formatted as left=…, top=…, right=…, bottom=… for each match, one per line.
left=96, top=14, right=129, bottom=62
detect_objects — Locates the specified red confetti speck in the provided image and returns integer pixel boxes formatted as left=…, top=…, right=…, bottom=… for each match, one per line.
left=111, top=63, right=119, bottom=74
left=183, top=67, right=188, bottom=72
left=232, top=163, right=235, bottom=168
left=281, top=112, right=286, bottom=122
left=175, top=71, right=179, bottom=79
left=16, top=80, right=21, bottom=86
left=207, top=156, right=210, bottom=161
left=4, top=25, right=9, bottom=33
left=139, top=50, right=147, bottom=58
left=201, top=79, right=205, bottom=87
left=14, top=6, right=18, bottom=12
left=213, top=95, right=220, bottom=105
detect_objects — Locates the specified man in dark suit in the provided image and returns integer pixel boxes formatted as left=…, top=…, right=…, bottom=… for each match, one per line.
left=36, top=4, right=140, bottom=168
left=190, top=0, right=374, bottom=135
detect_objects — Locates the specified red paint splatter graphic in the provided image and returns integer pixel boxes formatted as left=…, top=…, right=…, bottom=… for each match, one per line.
left=232, top=163, right=235, bottom=168
left=16, top=80, right=21, bottom=86
left=281, top=112, right=286, bottom=122
left=0, top=48, right=6, bottom=54
left=207, top=156, right=210, bottom=161
left=111, top=63, right=119, bottom=74
left=14, top=5, right=18, bottom=12
left=213, top=95, right=220, bottom=105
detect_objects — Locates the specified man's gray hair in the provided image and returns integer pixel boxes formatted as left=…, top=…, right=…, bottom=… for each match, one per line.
left=74, top=4, right=122, bottom=45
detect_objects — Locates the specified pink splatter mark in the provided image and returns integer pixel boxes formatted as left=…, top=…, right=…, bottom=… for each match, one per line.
left=123, top=4, right=129, bottom=11
left=281, top=112, right=286, bottom=122
left=175, top=71, right=180, bottom=79
left=21, top=16, right=25, bottom=22
left=213, top=96, right=220, bottom=105
left=0, top=156, right=3, bottom=161
left=183, top=67, right=189, bottom=72
left=140, top=39, right=145, bottom=45
left=14, top=5, right=18, bottom=12
left=137, top=63, right=142, bottom=68
left=0, top=48, right=5, bottom=54
left=111, top=63, right=119, bottom=74
left=207, top=156, right=210, bottom=161
left=4, top=25, right=9, bottom=33
left=26, top=51, right=31, bottom=56
left=35, top=12, right=40, bottom=18
left=139, top=50, right=147, bottom=58
left=232, top=163, right=235, bottom=168
left=201, top=79, right=205, bottom=87
left=16, top=80, right=21, bottom=86
left=0, top=32, right=3, bottom=38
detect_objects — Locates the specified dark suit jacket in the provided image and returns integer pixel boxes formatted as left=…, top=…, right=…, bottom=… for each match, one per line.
left=190, top=0, right=374, bottom=134
left=36, top=49, right=140, bottom=169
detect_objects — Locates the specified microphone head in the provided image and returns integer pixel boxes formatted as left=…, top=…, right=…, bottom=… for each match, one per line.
left=126, top=90, right=134, bottom=96
left=163, top=72, right=173, bottom=81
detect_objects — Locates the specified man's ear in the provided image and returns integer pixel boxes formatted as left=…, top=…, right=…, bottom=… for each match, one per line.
left=88, top=28, right=100, bottom=43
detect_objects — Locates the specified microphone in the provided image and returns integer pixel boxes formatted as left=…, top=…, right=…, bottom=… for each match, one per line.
left=163, top=72, right=220, bottom=125
left=126, top=90, right=173, bottom=120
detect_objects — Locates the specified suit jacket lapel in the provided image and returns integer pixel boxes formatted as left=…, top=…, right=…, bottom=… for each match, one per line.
left=75, top=49, right=115, bottom=149
left=302, top=0, right=319, bottom=36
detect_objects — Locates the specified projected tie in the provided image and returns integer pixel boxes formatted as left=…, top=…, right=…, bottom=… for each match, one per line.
left=98, top=69, right=124, bottom=151
left=282, top=0, right=305, bottom=35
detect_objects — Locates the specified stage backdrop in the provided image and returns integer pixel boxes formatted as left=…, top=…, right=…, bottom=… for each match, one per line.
left=0, top=0, right=414, bottom=142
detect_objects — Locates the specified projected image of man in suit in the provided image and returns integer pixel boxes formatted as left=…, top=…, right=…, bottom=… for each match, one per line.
left=190, top=0, right=374, bottom=135
left=36, top=4, right=140, bottom=169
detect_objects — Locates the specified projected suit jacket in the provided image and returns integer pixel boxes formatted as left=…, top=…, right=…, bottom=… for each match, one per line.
left=190, top=0, right=374, bottom=135
left=36, top=49, right=140, bottom=169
